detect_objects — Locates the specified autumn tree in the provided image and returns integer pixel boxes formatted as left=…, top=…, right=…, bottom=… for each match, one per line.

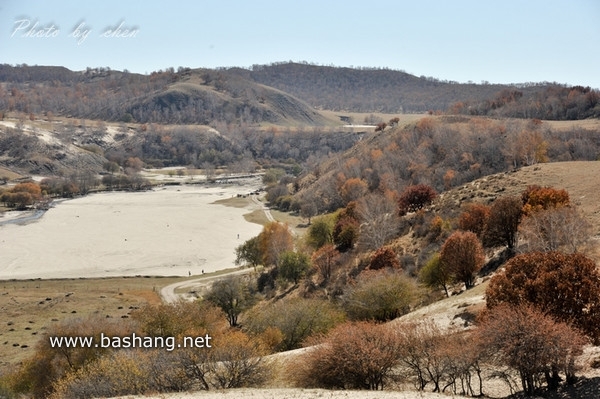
left=458, top=203, right=490, bottom=238
left=257, top=221, right=293, bottom=267
left=299, top=201, right=318, bottom=225
left=397, top=184, right=437, bottom=216
left=293, top=322, right=402, bottom=390
left=205, top=275, right=257, bottom=327
left=340, top=177, right=368, bottom=204
left=483, top=195, right=522, bottom=250
left=521, top=185, right=570, bottom=215
left=310, top=244, right=340, bottom=282
left=477, top=305, right=586, bottom=395
left=419, top=253, right=452, bottom=297
left=486, top=251, right=600, bottom=343
left=374, top=122, right=387, bottom=132
left=0, top=182, right=42, bottom=209
left=368, top=246, right=400, bottom=270
left=333, top=202, right=360, bottom=252
left=440, top=231, right=485, bottom=289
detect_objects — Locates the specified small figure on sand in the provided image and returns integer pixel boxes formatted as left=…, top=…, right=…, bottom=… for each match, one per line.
left=188, top=271, right=191, bottom=277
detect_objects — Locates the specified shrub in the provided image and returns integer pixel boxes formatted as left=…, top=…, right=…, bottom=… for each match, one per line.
left=243, top=298, right=344, bottom=351
left=368, top=246, right=400, bottom=270
left=458, top=203, right=490, bottom=238
left=477, top=305, right=586, bottom=395
left=293, top=322, right=401, bottom=390
left=342, top=271, right=417, bottom=322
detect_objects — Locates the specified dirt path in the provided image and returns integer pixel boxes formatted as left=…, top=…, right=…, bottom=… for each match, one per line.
left=160, top=267, right=253, bottom=303
left=251, top=194, right=274, bottom=222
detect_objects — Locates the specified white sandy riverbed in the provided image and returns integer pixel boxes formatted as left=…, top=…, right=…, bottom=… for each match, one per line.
left=0, top=182, right=263, bottom=280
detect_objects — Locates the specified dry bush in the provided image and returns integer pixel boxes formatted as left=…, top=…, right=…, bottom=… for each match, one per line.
left=132, top=300, right=227, bottom=338
left=476, top=305, right=587, bottom=395
left=519, top=206, right=592, bottom=253
left=368, top=246, right=400, bottom=271
left=49, top=333, right=270, bottom=399
left=292, top=321, right=402, bottom=390
left=342, top=271, right=418, bottom=322
left=208, top=330, right=271, bottom=389
left=397, top=184, right=437, bottom=216
left=394, top=321, right=481, bottom=395
left=49, top=350, right=152, bottom=399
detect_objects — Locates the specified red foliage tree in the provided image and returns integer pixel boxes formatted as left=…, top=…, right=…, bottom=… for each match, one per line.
left=486, top=251, right=600, bottom=343
left=458, top=203, right=490, bottom=238
left=397, top=184, right=437, bottom=216
left=333, top=202, right=360, bottom=252
left=368, top=247, right=400, bottom=270
left=440, top=231, right=485, bottom=289
left=483, top=195, right=522, bottom=250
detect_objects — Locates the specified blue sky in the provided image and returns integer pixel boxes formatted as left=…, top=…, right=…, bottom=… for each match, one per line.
left=1, top=0, right=599, bottom=88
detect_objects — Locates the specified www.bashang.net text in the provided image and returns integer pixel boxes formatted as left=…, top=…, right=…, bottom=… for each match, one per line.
left=48, top=333, right=212, bottom=352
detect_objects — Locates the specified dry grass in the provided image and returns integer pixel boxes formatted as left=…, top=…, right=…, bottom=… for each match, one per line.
left=0, top=166, right=22, bottom=181
left=0, top=276, right=182, bottom=367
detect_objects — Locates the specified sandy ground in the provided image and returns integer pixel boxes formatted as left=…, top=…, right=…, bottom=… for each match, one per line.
left=0, top=182, right=263, bottom=280
left=113, top=388, right=453, bottom=399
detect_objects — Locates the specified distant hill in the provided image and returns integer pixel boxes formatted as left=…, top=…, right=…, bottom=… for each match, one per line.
left=232, top=62, right=557, bottom=113
left=1, top=63, right=596, bottom=124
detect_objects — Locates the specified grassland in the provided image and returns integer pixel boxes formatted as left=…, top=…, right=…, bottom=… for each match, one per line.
left=0, top=276, right=180, bottom=366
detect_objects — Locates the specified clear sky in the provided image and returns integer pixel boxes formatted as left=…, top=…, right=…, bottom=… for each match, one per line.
left=1, top=0, right=599, bottom=88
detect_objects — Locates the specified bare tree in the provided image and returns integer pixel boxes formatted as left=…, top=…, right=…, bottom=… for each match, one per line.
left=357, top=193, right=399, bottom=251
left=519, top=206, right=592, bottom=253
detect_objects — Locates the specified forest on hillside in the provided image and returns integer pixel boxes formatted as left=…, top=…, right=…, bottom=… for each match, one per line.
left=2, top=63, right=598, bottom=125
